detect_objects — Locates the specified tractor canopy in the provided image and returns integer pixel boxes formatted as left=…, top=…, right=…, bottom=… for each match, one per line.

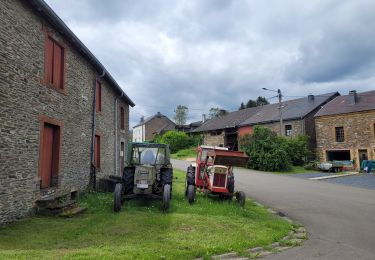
left=207, top=149, right=249, bottom=167
left=126, top=142, right=171, bottom=166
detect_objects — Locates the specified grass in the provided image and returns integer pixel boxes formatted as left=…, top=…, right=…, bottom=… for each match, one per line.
left=0, top=170, right=291, bottom=260
left=273, top=165, right=320, bottom=174
left=170, top=147, right=197, bottom=160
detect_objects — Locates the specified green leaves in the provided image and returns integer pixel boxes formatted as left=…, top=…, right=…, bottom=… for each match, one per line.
left=239, top=126, right=309, bottom=171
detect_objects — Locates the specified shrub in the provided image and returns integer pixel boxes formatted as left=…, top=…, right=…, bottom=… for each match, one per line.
left=285, top=135, right=310, bottom=166
left=239, top=126, right=292, bottom=171
left=157, top=131, right=191, bottom=153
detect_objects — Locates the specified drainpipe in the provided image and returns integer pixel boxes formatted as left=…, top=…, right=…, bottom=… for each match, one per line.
left=115, top=92, right=124, bottom=176
left=90, top=69, right=105, bottom=190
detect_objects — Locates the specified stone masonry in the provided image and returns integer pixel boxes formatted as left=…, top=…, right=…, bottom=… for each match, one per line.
left=202, top=132, right=225, bottom=147
left=315, top=111, right=375, bottom=170
left=0, top=0, right=131, bottom=224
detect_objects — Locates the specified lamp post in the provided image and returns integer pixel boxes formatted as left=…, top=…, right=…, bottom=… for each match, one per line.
left=262, top=88, right=283, bottom=136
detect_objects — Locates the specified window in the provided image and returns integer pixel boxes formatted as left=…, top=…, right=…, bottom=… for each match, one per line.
left=94, top=134, right=101, bottom=168
left=96, top=81, right=102, bottom=112
left=45, top=35, right=65, bottom=90
left=335, top=127, right=345, bottom=142
left=120, top=107, right=125, bottom=130
left=285, top=125, right=292, bottom=136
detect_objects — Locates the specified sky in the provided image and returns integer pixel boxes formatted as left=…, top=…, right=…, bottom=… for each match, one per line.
left=44, top=0, right=375, bottom=127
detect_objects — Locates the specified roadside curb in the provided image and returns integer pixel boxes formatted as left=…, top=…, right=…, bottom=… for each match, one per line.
left=194, top=201, right=307, bottom=260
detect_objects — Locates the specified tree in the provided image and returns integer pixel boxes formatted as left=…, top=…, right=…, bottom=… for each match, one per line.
left=256, top=96, right=269, bottom=106
left=246, top=99, right=257, bottom=108
left=209, top=107, right=228, bottom=119
left=239, top=102, right=246, bottom=110
left=174, top=105, right=188, bottom=125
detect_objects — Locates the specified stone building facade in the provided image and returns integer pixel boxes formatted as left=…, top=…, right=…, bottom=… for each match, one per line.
left=202, top=132, right=225, bottom=147
left=0, top=0, right=134, bottom=224
left=315, top=91, right=375, bottom=170
left=133, top=112, right=175, bottom=142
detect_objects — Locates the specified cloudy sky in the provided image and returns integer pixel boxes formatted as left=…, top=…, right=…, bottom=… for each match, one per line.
left=45, top=0, right=375, bottom=126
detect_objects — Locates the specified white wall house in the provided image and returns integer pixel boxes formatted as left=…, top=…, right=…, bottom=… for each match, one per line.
left=132, top=124, right=145, bottom=142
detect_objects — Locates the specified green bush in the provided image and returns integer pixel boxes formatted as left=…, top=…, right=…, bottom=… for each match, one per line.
left=239, top=126, right=309, bottom=172
left=157, top=131, right=192, bottom=153
left=239, top=126, right=291, bottom=171
left=285, top=135, right=310, bottom=166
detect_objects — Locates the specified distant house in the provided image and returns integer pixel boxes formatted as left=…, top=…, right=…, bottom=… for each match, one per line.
left=238, top=93, right=339, bottom=151
left=175, top=121, right=203, bottom=133
left=133, top=112, right=176, bottom=142
left=193, top=107, right=263, bottom=150
left=315, top=90, right=375, bottom=170
left=194, top=92, right=339, bottom=152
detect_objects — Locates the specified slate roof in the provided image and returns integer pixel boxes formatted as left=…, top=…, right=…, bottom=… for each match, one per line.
left=193, top=106, right=263, bottom=132
left=133, top=113, right=175, bottom=128
left=315, top=90, right=375, bottom=117
left=27, top=0, right=135, bottom=106
left=240, top=92, right=339, bottom=126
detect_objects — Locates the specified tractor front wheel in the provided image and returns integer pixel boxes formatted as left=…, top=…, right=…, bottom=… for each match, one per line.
left=187, top=185, right=195, bottom=204
left=162, top=184, right=171, bottom=211
left=114, top=183, right=123, bottom=212
left=235, top=191, right=246, bottom=207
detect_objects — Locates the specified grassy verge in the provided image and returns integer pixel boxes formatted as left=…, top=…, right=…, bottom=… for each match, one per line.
left=273, top=165, right=320, bottom=174
left=170, top=147, right=196, bottom=160
left=0, top=170, right=291, bottom=260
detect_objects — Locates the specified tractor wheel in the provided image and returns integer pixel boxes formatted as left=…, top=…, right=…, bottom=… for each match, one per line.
left=114, top=183, right=123, bottom=212
left=162, top=184, right=171, bottom=211
left=123, top=167, right=135, bottom=194
left=187, top=185, right=195, bottom=204
left=235, top=191, right=246, bottom=207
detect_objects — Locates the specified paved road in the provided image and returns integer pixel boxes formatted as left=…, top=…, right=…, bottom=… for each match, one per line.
left=172, top=159, right=375, bottom=260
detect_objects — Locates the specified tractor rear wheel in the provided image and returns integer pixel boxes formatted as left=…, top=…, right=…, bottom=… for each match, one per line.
left=236, top=191, right=246, bottom=207
left=187, top=185, right=195, bottom=204
left=114, top=183, right=123, bottom=212
left=162, top=184, right=171, bottom=211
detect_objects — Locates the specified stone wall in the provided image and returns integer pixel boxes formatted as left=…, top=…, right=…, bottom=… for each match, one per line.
left=315, top=111, right=375, bottom=170
left=260, top=120, right=304, bottom=138
left=145, top=116, right=174, bottom=141
left=202, top=132, right=225, bottom=147
left=0, top=0, right=130, bottom=224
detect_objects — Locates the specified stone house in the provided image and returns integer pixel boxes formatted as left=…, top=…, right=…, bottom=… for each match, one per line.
left=132, top=112, right=176, bottom=142
left=238, top=93, right=339, bottom=152
left=192, top=107, right=263, bottom=150
left=194, top=93, right=338, bottom=152
left=315, top=90, right=375, bottom=170
left=0, top=0, right=135, bottom=224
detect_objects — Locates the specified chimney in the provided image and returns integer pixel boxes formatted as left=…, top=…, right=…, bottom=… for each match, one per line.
left=157, top=111, right=161, bottom=117
left=140, top=116, right=144, bottom=122
left=349, top=90, right=358, bottom=103
left=308, top=94, right=314, bottom=101
left=202, top=114, right=207, bottom=122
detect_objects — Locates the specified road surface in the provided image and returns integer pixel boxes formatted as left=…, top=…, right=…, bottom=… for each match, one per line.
left=172, top=159, right=375, bottom=260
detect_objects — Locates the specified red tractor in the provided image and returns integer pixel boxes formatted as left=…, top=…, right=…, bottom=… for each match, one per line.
left=185, top=145, right=249, bottom=206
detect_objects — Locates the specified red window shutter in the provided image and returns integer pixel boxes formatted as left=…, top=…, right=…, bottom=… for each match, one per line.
left=45, top=37, right=54, bottom=84
left=53, top=42, right=63, bottom=89
left=96, top=81, right=102, bottom=112
left=94, top=135, right=100, bottom=168
left=120, top=107, right=124, bottom=129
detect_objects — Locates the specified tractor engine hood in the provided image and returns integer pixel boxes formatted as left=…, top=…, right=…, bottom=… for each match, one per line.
left=207, top=150, right=249, bottom=167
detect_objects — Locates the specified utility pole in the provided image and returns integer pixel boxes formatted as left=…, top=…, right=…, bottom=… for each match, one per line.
left=262, top=88, right=283, bottom=136
left=277, top=89, right=283, bottom=136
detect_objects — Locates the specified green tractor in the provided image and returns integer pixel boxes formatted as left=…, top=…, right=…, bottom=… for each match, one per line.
left=113, top=142, right=173, bottom=212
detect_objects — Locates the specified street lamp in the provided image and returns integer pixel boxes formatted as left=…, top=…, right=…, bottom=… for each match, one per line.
left=262, top=88, right=283, bottom=136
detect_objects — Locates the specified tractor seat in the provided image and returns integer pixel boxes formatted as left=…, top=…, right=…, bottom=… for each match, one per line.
left=142, top=150, right=155, bottom=164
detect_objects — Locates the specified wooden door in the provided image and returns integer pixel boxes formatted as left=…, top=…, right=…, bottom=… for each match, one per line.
left=40, top=124, right=55, bottom=188
left=120, top=142, right=125, bottom=171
